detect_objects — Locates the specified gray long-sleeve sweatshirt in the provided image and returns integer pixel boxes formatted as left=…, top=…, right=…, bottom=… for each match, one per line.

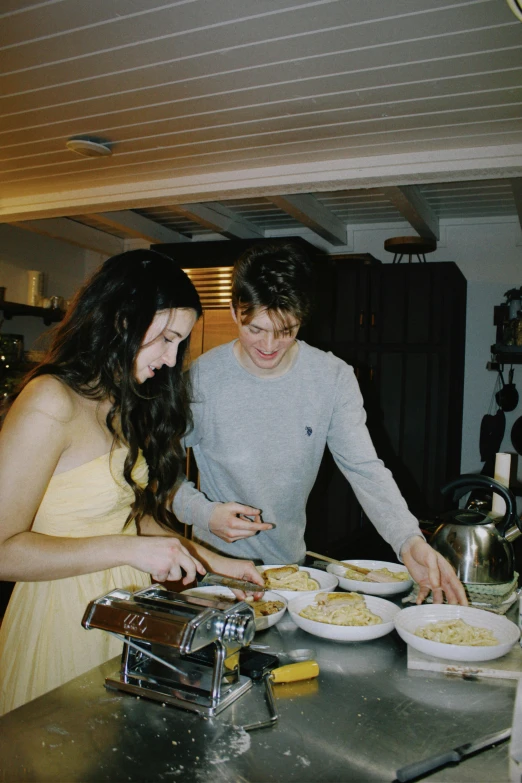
left=172, top=340, right=422, bottom=564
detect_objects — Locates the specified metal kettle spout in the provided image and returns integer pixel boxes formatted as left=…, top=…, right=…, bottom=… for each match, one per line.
left=502, top=522, right=522, bottom=543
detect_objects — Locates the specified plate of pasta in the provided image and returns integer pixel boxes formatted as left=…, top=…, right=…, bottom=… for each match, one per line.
left=394, top=604, right=520, bottom=661
left=287, top=591, right=400, bottom=641
left=326, top=559, right=413, bottom=596
left=257, top=564, right=338, bottom=600
left=182, top=586, right=288, bottom=631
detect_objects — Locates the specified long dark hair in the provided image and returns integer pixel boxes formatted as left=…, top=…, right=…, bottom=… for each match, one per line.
left=14, top=249, right=202, bottom=531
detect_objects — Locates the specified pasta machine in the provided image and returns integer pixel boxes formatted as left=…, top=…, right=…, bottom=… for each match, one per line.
left=81, top=584, right=257, bottom=716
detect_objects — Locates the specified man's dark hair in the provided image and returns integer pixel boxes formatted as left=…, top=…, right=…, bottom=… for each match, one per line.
left=231, top=241, right=316, bottom=330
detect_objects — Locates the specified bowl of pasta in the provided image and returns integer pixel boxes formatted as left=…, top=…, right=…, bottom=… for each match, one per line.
left=257, top=564, right=338, bottom=600
left=182, top=586, right=287, bottom=632
left=326, top=559, right=413, bottom=596
left=287, top=591, right=400, bottom=642
left=394, top=604, right=520, bottom=661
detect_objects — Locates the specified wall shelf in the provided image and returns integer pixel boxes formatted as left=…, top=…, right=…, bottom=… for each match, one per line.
left=489, top=345, right=522, bottom=366
left=0, top=300, right=64, bottom=326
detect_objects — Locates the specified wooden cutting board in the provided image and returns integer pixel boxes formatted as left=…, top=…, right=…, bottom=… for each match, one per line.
left=407, top=642, right=522, bottom=680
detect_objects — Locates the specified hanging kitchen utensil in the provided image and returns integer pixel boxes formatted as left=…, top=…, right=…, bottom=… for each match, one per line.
left=479, top=410, right=506, bottom=468
left=511, top=415, right=522, bottom=456
left=480, top=373, right=507, bottom=476
left=496, top=367, right=519, bottom=412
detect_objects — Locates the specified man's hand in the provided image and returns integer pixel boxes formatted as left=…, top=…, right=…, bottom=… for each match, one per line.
left=208, top=502, right=274, bottom=543
left=401, top=536, right=468, bottom=605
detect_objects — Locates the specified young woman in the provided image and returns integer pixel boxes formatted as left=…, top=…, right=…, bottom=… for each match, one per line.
left=0, top=249, right=262, bottom=715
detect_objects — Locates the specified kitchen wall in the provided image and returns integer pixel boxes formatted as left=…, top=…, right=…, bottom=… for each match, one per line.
left=0, top=224, right=106, bottom=352
left=1, top=216, right=521, bottom=484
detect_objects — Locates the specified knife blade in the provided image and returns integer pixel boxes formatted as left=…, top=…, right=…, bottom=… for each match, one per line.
left=395, top=727, right=511, bottom=782
left=198, top=573, right=266, bottom=593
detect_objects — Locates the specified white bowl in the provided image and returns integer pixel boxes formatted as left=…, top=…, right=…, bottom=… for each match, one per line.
left=394, top=604, right=520, bottom=662
left=257, top=565, right=338, bottom=600
left=326, top=559, right=413, bottom=596
left=181, top=586, right=287, bottom=632
left=287, top=593, right=400, bottom=642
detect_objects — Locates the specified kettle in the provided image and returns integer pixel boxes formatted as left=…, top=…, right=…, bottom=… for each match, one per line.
left=430, top=474, right=522, bottom=585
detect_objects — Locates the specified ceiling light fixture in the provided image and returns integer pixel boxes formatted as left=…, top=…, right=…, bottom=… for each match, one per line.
left=506, top=0, right=522, bottom=22
left=66, top=138, right=112, bottom=157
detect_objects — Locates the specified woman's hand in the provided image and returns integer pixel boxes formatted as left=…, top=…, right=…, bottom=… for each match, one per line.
left=127, top=535, right=206, bottom=585
left=208, top=502, right=274, bottom=542
left=137, top=516, right=264, bottom=596
left=401, top=536, right=468, bottom=605
left=203, top=551, right=265, bottom=600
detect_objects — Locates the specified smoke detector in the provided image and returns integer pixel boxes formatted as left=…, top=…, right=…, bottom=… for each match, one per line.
left=66, top=138, right=112, bottom=157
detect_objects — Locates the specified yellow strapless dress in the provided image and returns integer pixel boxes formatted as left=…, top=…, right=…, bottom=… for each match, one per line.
left=0, top=447, right=151, bottom=715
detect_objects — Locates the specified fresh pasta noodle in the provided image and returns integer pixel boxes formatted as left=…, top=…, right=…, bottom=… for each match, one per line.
left=261, top=565, right=320, bottom=591
left=299, top=592, right=383, bottom=626
left=414, top=618, right=498, bottom=646
left=343, top=565, right=410, bottom=582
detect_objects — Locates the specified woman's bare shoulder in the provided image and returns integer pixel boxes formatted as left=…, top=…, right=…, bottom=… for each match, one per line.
left=12, top=375, right=79, bottom=423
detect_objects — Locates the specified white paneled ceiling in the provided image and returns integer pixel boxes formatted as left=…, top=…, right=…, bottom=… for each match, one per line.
left=1, top=0, right=521, bottom=254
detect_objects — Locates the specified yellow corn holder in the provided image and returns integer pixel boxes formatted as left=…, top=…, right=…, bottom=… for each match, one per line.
left=270, top=660, right=319, bottom=683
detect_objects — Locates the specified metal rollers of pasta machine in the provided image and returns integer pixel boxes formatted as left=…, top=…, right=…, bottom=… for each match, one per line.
left=81, top=584, right=256, bottom=716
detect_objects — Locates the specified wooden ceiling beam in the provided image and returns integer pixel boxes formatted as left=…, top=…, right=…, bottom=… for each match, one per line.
left=10, top=217, right=123, bottom=256
left=1, top=145, right=521, bottom=223
left=382, top=185, right=439, bottom=240
left=95, top=210, right=186, bottom=243
left=172, top=202, right=264, bottom=239
left=270, top=193, right=347, bottom=246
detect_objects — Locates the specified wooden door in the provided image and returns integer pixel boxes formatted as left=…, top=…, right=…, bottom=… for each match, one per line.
left=188, top=309, right=237, bottom=364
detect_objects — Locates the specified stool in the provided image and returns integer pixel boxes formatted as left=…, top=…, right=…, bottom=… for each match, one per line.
left=384, top=236, right=437, bottom=263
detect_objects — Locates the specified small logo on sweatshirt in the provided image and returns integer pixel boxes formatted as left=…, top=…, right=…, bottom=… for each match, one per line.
left=305, top=426, right=313, bottom=437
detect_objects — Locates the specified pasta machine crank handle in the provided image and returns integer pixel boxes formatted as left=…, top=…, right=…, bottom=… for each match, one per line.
left=241, top=660, right=319, bottom=732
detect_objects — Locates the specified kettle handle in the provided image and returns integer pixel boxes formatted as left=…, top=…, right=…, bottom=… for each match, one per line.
left=441, top=473, right=521, bottom=536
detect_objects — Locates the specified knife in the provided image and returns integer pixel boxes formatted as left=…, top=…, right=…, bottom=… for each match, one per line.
left=197, top=573, right=266, bottom=593
left=395, top=727, right=511, bottom=782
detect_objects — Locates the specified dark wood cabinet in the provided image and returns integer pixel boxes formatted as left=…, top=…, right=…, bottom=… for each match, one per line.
left=302, top=260, right=467, bottom=559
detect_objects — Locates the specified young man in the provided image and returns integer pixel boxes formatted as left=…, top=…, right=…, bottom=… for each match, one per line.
left=173, top=242, right=467, bottom=604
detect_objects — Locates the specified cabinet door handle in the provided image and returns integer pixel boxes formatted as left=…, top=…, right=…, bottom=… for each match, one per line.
left=369, top=367, right=374, bottom=382
left=371, top=312, right=376, bottom=327
left=359, top=311, right=364, bottom=326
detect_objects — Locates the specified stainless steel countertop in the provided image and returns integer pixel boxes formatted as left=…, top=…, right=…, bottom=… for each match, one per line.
left=0, top=610, right=517, bottom=782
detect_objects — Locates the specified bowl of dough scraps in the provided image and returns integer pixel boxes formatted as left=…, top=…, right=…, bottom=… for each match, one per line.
left=257, top=564, right=338, bottom=600
left=181, top=586, right=287, bottom=632
left=287, top=591, right=400, bottom=642
left=394, top=604, right=520, bottom=662
left=326, top=559, right=413, bottom=596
